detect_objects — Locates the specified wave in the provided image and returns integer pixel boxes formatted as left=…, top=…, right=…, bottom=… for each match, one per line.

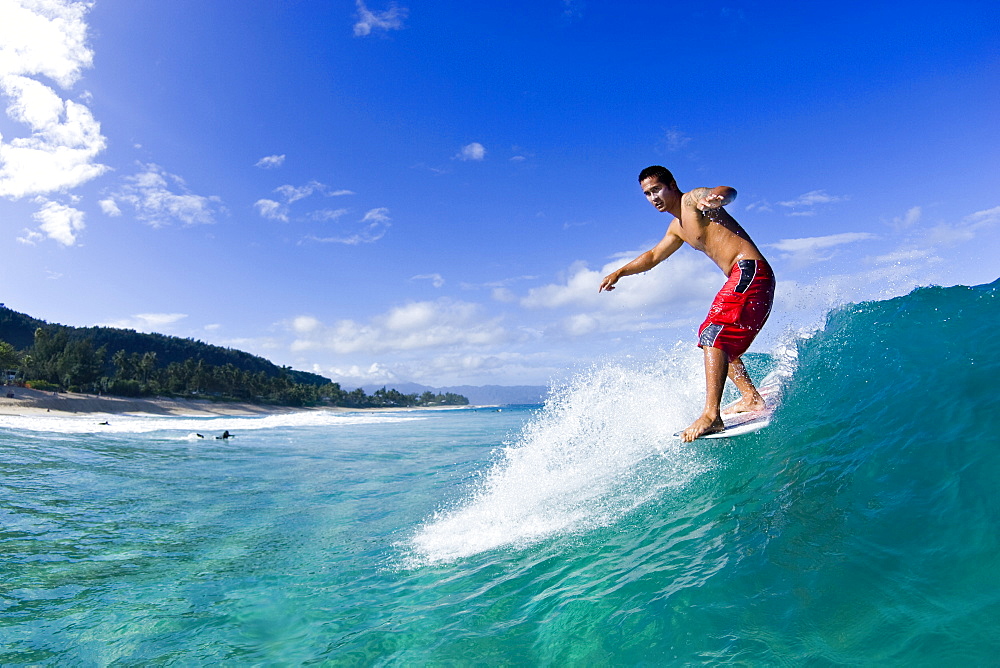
left=406, top=344, right=776, bottom=566
left=0, top=409, right=427, bottom=436
left=407, top=278, right=1000, bottom=582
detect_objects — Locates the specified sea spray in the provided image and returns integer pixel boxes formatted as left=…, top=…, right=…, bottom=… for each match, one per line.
left=408, top=346, right=726, bottom=565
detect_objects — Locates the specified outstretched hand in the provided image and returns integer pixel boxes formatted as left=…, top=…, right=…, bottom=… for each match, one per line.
left=697, top=192, right=726, bottom=211
left=599, top=272, right=619, bottom=292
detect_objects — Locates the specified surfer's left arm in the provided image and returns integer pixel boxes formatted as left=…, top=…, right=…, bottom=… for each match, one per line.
left=686, top=187, right=737, bottom=211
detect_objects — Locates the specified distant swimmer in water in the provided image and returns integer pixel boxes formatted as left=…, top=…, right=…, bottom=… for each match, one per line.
left=195, top=433, right=204, bottom=438
left=216, top=430, right=234, bottom=440
left=600, top=166, right=775, bottom=442
left=98, top=421, right=110, bottom=425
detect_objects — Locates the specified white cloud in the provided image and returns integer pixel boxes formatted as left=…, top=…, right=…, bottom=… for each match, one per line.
left=456, top=142, right=486, bottom=161
left=492, top=287, right=516, bottom=302
left=16, top=227, right=44, bottom=245
left=255, top=154, right=285, bottom=169
left=29, top=198, right=85, bottom=245
left=292, top=315, right=321, bottom=334
left=324, top=361, right=400, bottom=387
left=98, top=197, right=120, bottom=216
left=101, top=163, right=224, bottom=227
left=99, top=313, right=189, bottom=332
left=412, top=273, right=445, bottom=288
left=522, top=253, right=716, bottom=314
left=254, top=198, right=287, bottom=222
left=872, top=248, right=937, bottom=265
left=0, top=1, right=108, bottom=200
left=767, top=232, right=876, bottom=257
left=920, top=205, right=1000, bottom=246
left=275, top=180, right=325, bottom=203
left=766, top=232, right=878, bottom=269
left=519, top=253, right=720, bottom=339
left=744, top=200, right=773, bottom=213
left=304, top=207, right=391, bottom=245
left=306, top=208, right=349, bottom=222
left=890, top=205, right=921, bottom=230
left=353, top=0, right=408, bottom=37
left=0, top=0, right=94, bottom=87
left=0, top=76, right=107, bottom=198
left=288, top=298, right=508, bottom=356
left=255, top=181, right=354, bottom=223
left=777, top=189, right=847, bottom=209
left=965, top=205, right=1000, bottom=229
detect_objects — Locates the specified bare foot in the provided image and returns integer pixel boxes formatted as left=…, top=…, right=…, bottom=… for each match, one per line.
left=681, top=414, right=725, bottom=442
left=722, top=395, right=766, bottom=416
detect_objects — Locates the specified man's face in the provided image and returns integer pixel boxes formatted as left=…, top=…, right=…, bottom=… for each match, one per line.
left=640, top=176, right=674, bottom=212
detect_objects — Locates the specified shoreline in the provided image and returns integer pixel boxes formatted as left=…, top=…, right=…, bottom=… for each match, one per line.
left=0, top=386, right=478, bottom=417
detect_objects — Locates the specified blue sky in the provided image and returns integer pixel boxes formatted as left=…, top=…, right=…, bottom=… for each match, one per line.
left=2, top=0, right=999, bottom=388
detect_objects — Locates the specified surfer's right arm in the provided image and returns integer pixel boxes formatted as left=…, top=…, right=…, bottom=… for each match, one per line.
left=599, top=222, right=684, bottom=292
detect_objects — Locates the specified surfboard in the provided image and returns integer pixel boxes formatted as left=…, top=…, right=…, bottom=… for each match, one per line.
left=676, top=370, right=782, bottom=440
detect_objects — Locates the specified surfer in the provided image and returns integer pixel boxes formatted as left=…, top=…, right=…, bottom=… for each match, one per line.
left=599, top=166, right=775, bottom=442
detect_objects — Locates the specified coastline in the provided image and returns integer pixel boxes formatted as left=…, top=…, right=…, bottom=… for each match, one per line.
left=0, top=386, right=476, bottom=417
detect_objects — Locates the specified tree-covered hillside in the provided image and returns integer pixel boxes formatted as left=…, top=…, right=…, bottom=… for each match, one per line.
left=0, top=305, right=467, bottom=408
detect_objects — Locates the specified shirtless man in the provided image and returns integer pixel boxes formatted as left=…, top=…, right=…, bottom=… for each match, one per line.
left=599, top=166, right=775, bottom=442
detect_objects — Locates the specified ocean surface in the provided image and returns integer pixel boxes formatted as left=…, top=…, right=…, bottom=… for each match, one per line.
left=2, top=279, right=998, bottom=665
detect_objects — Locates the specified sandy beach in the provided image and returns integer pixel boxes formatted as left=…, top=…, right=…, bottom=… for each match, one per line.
left=0, top=386, right=333, bottom=417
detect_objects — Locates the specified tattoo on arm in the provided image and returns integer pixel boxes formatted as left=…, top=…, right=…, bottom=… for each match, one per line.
left=685, top=188, right=710, bottom=208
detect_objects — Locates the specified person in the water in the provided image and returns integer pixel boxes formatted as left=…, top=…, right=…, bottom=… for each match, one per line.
left=599, top=166, right=775, bottom=441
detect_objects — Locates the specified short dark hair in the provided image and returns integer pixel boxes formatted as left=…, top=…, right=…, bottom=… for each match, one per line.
left=638, top=165, right=676, bottom=188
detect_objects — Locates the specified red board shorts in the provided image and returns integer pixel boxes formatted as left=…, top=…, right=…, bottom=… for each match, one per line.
left=698, top=259, right=775, bottom=360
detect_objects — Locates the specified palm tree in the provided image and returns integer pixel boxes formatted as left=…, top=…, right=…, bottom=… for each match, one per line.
left=0, top=341, right=22, bottom=384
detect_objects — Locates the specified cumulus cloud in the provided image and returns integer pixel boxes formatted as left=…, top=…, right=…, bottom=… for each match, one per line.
left=254, top=198, right=287, bottom=222
left=522, top=253, right=716, bottom=313
left=456, top=142, right=486, bottom=161
left=353, top=0, right=408, bottom=37
left=0, top=1, right=108, bottom=199
left=29, top=198, right=85, bottom=245
left=101, top=163, right=224, bottom=227
left=0, top=0, right=108, bottom=200
left=288, top=298, right=508, bottom=355
left=255, top=154, right=285, bottom=169
left=518, top=253, right=720, bottom=338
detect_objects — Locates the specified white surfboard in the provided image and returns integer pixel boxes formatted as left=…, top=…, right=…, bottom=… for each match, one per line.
left=676, top=370, right=782, bottom=440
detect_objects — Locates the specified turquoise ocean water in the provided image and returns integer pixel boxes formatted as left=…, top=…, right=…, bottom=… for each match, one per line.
left=2, top=279, right=999, bottom=665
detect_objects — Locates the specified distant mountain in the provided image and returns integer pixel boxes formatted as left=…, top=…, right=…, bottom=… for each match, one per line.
left=362, top=382, right=548, bottom=406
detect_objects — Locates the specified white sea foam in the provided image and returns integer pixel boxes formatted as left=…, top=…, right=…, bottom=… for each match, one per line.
left=0, top=409, right=425, bottom=435
left=406, top=346, right=716, bottom=566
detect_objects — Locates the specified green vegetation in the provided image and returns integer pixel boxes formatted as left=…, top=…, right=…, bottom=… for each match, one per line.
left=0, top=306, right=467, bottom=409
